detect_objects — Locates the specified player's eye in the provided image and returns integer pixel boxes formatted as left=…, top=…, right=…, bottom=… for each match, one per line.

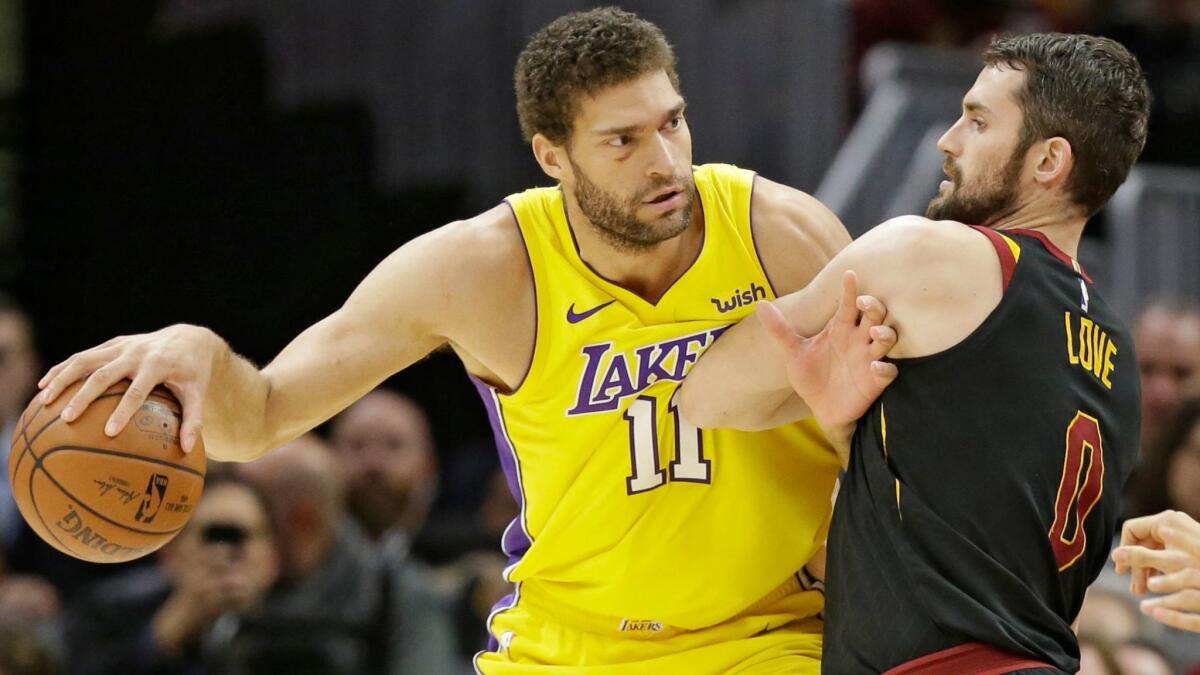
left=607, top=135, right=632, bottom=148
left=971, top=118, right=986, bottom=131
left=665, top=116, right=684, bottom=131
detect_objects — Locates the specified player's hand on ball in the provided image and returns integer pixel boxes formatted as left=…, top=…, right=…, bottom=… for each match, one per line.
left=37, top=324, right=220, bottom=452
left=1112, top=509, right=1200, bottom=633
left=758, top=270, right=897, bottom=463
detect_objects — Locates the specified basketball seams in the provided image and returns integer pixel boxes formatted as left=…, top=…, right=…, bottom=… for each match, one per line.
left=29, top=467, right=77, bottom=557
left=11, top=391, right=129, bottom=477
left=40, top=445, right=205, bottom=479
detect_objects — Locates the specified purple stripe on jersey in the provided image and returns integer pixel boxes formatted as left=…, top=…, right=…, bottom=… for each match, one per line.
left=485, top=590, right=517, bottom=653
left=747, top=174, right=780, bottom=298
left=470, top=376, right=533, bottom=560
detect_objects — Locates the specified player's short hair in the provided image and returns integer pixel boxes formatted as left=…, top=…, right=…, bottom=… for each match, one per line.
left=983, top=33, right=1151, bottom=217
left=514, top=7, right=680, bottom=145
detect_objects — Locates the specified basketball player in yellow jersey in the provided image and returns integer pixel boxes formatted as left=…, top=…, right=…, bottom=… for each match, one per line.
left=37, top=8, right=898, bottom=673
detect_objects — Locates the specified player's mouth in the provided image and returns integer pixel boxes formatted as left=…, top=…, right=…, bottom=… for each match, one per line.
left=642, top=187, right=686, bottom=213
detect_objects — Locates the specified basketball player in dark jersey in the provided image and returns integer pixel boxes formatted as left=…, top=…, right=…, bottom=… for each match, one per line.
left=682, top=33, right=1150, bottom=673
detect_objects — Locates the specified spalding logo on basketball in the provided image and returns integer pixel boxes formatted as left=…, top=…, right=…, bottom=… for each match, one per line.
left=6, top=381, right=206, bottom=563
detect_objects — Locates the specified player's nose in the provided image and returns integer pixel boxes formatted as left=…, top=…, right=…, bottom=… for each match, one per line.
left=646, top=131, right=678, bottom=177
left=937, top=119, right=963, bottom=158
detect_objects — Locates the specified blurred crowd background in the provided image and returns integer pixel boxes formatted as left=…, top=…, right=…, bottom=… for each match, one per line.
left=0, top=1, right=1198, bottom=674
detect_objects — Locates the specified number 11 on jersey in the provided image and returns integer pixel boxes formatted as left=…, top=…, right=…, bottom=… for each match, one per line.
left=625, top=389, right=711, bottom=494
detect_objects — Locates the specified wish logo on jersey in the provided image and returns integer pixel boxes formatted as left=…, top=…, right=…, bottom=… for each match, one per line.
left=567, top=326, right=729, bottom=416
left=710, top=282, right=768, bottom=313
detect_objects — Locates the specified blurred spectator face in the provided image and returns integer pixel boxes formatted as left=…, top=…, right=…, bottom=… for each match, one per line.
left=239, top=435, right=343, bottom=581
left=1135, top=306, right=1200, bottom=448
left=1075, top=588, right=1141, bottom=645
left=1078, top=639, right=1117, bottom=675
left=161, top=481, right=279, bottom=612
left=1114, top=643, right=1174, bottom=675
left=330, top=391, right=436, bottom=538
left=928, top=65, right=1028, bottom=226
left=1167, top=417, right=1200, bottom=520
left=0, top=310, right=37, bottom=423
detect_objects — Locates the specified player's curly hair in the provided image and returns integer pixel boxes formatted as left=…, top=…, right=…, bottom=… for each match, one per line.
left=984, top=33, right=1150, bottom=217
left=514, top=7, right=679, bottom=145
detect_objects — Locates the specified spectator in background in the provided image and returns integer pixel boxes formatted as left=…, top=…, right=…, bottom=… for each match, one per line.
left=1127, top=398, right=1200, bottom=521
left=0, top=623, right=59, bottom=675
left=61, top=470, right=280, bottom=675
left=0, top=291, right=39, bottom=556
left=1113, top=640, right=1175, bottom=675
left=0, top=293, right=62, bottom=660
left=1079, top=636, right=1124, bottom=675
left=1133, top=301, right=1200, bottom=453
left=327, top=388, right=437, bottom=559
left=237, top=434, right=459, bottom=674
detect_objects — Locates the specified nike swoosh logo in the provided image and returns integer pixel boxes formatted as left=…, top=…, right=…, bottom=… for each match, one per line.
left=567, top=300, right=616, bottom=324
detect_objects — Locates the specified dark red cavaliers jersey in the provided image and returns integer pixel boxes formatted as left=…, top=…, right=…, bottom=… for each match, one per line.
left=823, top=227, right=1141, bottom=674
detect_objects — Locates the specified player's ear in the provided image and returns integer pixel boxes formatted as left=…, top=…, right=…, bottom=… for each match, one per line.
left=532, top=133, right=568, bottom=182
left=1032, top=136, right=1073, bottom=189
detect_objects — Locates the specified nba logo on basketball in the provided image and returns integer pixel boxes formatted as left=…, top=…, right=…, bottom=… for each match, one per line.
left=135, top=473, right=170, bottom=524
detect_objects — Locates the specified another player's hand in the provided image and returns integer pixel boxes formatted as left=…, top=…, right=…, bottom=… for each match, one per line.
left=1111, top=509, right=1200, bottom=633
left=758, top=271, right=897, bottom=463
left=37, top=324, right=221, bottom=452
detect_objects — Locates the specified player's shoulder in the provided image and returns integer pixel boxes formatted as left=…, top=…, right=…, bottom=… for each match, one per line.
left=749, top=176, right=852, bottom=294
left=860, top=215, right=993, bottom=259
left=417, top=203, right=532, bottom=287
left=850, top=216, right=1001, bottom=291
left=427, top=204, right=535, bottom=320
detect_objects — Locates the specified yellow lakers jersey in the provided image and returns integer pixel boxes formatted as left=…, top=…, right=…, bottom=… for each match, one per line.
left=474, top=164, right=840, bottom=631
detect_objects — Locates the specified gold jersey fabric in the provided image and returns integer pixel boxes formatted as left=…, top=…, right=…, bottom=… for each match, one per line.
left=474, top=163, right=839, bottom=632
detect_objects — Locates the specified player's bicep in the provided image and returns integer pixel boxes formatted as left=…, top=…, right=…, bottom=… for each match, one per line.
left=681, top=219, right=913, bottom=429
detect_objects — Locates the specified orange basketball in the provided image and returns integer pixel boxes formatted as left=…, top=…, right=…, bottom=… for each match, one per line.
left=6, top=381, right=206, bottom=563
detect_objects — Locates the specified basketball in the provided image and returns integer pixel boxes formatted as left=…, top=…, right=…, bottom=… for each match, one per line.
left=6, top=381, right=206, bottom=563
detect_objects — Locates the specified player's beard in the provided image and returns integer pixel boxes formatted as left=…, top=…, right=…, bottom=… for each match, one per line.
left=926, top=149, right=1025, bottom=226
left=568, top=156, right=694, bottom=251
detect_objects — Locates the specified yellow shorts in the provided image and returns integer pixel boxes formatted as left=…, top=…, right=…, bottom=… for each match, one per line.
left=475, top=575, right=824, bottom=674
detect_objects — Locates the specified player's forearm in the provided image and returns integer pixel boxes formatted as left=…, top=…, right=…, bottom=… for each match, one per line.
left=679, top=310, right=795, bottom=429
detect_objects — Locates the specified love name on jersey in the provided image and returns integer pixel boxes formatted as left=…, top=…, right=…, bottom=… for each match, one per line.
left=1064, top=311, right=1118, bottom=389
left=568, top=326, right=729, bottom=416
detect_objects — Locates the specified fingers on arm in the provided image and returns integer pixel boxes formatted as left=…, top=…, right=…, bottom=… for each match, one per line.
left=834, top=271, right=861, bottom=327
left=757, top=301, right=800, bottom=354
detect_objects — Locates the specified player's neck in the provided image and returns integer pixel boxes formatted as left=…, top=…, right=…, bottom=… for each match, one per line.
left=991, top=200, right=1087, bottom=260
left=565, top=191, right=704, bottom=302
